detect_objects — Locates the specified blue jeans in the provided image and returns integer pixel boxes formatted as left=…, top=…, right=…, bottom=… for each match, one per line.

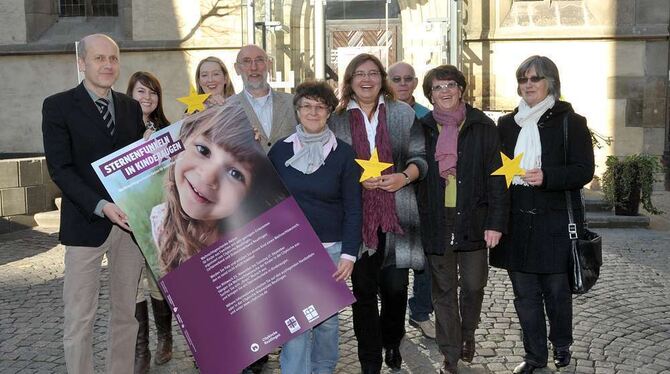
left=280, top=243, right=342, bottom=374
left=408, top=256, right=433, bottom=322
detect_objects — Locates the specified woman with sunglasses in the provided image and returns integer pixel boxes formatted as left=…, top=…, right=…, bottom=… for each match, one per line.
left=416, top=64, right=508, bottom=374
left=490, top=55, right=594, bottom=373
left=328, top=53, right=427, bottom=374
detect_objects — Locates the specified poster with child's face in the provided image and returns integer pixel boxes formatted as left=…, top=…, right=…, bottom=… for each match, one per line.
left=93, top=102, right=355, bottom=374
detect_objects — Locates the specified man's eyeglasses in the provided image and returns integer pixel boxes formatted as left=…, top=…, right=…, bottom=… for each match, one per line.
left=390, top=76, right=416, bottom=84
left=431, top=82, right=460, bottom=92
left=517, top=76, right=545, bottom=84
left=297, top=104, right=329, bottom=113
left=237, top=57, right=267, bottom=67
left=352, top=70, right=381, bottom=80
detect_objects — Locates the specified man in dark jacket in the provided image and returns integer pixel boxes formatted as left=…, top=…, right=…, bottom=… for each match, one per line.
left=416, top=65, right=509, bottom=374
left=42, top=34, right=145, bottom=373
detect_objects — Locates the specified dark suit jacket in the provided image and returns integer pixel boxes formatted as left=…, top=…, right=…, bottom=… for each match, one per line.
left=42, top=82, right=144, bottom=247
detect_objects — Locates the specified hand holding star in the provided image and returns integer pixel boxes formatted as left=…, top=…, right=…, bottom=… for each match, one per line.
left=491, top=152, right=526, bottom=188
left=355, top=149, right=393, bottom=183
left=177, top=85, right=210, bottom=114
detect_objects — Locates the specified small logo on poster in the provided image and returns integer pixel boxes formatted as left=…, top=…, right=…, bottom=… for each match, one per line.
left=303, top=305, right=319, bottom=323
left=285, top=316, right=301, bottom=333
left=250, top=343, right=259, bottom=352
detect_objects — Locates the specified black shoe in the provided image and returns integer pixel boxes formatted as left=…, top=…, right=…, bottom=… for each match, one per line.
left=513, top=361, right=546, bottom=373
left=553, top=347, right=571, bottom=368
left=245, top=355, right=268, bottom=374
left=440, top=359, right=458, bottom=374
left=384, top=347, right=402, bottom=370
left=460, top=339, right=475, bottom=363
left=360, top=362, right=381, bottom=374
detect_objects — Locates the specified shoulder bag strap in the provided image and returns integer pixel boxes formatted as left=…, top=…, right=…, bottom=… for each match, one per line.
left=563, top=115, right=578, bottom=240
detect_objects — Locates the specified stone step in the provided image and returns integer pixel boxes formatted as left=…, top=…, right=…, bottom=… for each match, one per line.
left=34, top=210, right=60, bottom=228
left=586, top=211, right=650, bottom=229
left=582, top=189, right=611, bottom=212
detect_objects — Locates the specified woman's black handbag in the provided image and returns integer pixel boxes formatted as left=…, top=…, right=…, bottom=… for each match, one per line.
left=563, top=115, right=603, bottom=294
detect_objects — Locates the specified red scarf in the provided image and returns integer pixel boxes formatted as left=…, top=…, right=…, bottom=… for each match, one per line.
left=349, top=103, right=403, bottom=249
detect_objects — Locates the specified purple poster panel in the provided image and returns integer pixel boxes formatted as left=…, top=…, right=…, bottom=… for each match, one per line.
left=92, top=106, right=355, bottom=373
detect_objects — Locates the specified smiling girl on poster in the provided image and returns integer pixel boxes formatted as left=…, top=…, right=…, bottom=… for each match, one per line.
left=152, top=103, right=287, bottom=274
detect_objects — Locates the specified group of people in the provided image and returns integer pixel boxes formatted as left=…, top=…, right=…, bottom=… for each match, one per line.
left=42, top=32, right=594, bottom=374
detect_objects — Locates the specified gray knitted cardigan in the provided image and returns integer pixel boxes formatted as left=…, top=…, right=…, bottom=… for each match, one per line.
left=328, top=99, right=428, bottom=270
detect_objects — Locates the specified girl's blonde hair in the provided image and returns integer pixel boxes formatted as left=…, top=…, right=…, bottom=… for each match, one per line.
left=158, top=102, right=286, bottom=273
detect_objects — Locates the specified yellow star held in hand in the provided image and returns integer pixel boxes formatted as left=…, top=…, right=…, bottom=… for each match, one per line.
left=355, top=149, right=394, bottom=183
left=177, top=85, right=210, bottom=114
left=491, top=152, right=526, bottom=188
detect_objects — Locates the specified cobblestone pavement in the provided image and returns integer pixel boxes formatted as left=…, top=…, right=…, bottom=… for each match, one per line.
left=1, top=225, right=669, bottom=374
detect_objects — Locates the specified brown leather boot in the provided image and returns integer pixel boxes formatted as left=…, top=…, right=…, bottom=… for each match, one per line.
left=151, top=297, right=173, bottom=365
left=134, top=300, right=151, bottom=374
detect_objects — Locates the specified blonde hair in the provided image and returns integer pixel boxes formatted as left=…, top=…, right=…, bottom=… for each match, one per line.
left=158, top=102, right=284, bottom=273
left=195, top=56, right=236, bottom=98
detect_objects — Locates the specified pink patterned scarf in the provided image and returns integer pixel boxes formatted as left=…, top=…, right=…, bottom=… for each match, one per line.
left=433, top=102, right=466, bottom=180
left=349, top=103, right=403, bottom=249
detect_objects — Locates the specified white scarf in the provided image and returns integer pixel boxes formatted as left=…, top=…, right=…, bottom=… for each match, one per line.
left=512, top=95, right=555, bottom=186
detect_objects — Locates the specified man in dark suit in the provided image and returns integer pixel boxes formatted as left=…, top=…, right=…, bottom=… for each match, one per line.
left=232, top=44, right=295, bottom=154
left=42, top=34, right=145, bottom=373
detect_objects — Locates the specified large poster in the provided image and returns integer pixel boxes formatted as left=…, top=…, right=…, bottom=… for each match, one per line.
left=92, top=105, right=355, bottom=373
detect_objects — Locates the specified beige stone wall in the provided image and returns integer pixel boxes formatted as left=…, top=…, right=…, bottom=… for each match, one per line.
left=466, top=40, right=663, bottom=177
left=0, top=0, right=27, bottom=44
left=132, top=0, right=243, bottom=45
left=462, top=0, right=670, bottom=178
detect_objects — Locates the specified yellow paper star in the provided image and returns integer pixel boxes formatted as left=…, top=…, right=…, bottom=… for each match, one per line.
left=355, top=149, right=394, bottom=182
left=491, top=152, right=526, bottom=188
left=177, top=85, right=210, bottom=114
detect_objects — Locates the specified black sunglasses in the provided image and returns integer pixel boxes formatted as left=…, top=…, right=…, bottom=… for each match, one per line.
left=517, top=76, right=546, bottom=84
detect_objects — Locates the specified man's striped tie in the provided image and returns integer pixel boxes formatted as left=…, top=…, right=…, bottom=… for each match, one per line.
left=95, top=98, right=115, bottom=136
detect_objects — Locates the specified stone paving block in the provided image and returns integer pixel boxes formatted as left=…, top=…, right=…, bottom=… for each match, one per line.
left=1, top=188, right=26, bottom=216
left=18, top=160, right=42, bottom=187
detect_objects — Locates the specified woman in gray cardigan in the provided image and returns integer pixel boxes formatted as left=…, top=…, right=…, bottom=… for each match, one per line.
left=328, top=53, right=427, bottom=374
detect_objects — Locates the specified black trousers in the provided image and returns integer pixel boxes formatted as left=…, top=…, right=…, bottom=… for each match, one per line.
left=508, top=271, right=573, bottom=366
left=351, top=233, right=409, bottom=370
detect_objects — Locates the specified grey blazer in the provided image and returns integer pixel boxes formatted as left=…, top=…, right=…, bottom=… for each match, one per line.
left=329, top=99, right=428, bottom=270
left=233, top=90, right=295, bottom=153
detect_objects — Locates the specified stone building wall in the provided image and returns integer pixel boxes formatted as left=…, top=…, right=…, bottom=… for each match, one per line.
left=462, top=0, right=670, bottom=177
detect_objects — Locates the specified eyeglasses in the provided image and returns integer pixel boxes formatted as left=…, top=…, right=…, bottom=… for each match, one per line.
left=517, top=76, right=545, bottom=84
left=297, top=104, right=329, bottom=113
left=431, top=82, right=460, bottom=92
left=237, top=57, right=267, bottom=67
left=352, top=70, right=381, bottom=80
left=390, top=76, right=416, bottom=84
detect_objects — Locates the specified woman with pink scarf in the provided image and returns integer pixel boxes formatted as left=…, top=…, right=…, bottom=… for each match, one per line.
left=416, top=65, right=509, bottom=374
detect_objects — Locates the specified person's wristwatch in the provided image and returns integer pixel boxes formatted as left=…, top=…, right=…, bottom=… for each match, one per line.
left=402, top=172, right=410, bottom=186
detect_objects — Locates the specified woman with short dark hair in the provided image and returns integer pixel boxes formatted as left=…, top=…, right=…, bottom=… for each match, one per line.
left=329, top=53, right=427, bottom=374
left=268, top=80, right=362, bottom=373
left=490, top=55, right=595, bottom=373
left=417, top=64, right=508, bottom=374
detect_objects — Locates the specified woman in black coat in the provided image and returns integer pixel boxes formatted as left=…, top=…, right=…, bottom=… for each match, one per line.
left=489, top=56, right=595, bottom=373
left=417, top=65, right=508, bottom=374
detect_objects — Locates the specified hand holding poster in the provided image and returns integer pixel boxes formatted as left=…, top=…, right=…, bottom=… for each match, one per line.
left=93, top=103, right=355, bottom=373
